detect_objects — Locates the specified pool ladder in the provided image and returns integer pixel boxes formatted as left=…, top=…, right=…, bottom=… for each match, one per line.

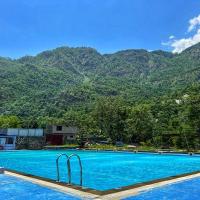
left=56, top=153, right=83, bottom=186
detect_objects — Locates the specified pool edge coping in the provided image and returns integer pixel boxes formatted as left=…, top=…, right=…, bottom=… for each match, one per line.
left=4, top=168, right=200, bottom=199
left=4, top=170, right=99, bottom=199
left=98, top=172, right=200, bottom=199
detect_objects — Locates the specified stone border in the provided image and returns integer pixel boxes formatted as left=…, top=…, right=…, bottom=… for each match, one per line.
left=4, top=168, right=200, bottom=196
left=98, top=172, right=200, bottom=200
left=3, top=150, right=200, bottom=196
left=4, top=170, right=200, bottom=200
left=2, top=150, right=200, bottom=199
left=4, top=170, right=99, bottom=199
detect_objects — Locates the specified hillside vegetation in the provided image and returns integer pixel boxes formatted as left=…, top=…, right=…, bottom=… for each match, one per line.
left=0, top=43, right=200, bottom=149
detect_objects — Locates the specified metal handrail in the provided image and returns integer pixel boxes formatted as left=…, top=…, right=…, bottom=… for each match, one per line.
left=56, top=153, right=70, bottom=182
left=67, top=154, right=83, bottom=186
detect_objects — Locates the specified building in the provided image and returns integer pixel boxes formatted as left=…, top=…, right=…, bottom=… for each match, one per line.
left=45, top=125, right=78, bottom=145
left=0, top=129, right=16, bottom=150
left=0, top=128, right=44, bottom=150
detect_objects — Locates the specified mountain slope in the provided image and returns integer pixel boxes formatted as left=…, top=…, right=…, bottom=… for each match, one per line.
left=0, top=44, right=200, bottom=117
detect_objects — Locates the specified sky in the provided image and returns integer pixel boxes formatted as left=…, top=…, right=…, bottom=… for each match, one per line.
left=1, top=0, right=200, bottom=58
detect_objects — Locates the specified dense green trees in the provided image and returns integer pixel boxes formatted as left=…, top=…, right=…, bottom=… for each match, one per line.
left=1, top=83, right=200, bottom=150
left=94, top=97, right=128, bottom=142
left=0, top=115, right=21, bottom=128
left=126, top=104, right=154, bottom=143
left=1, top=44, right=200, bottom=149
left=1, top=44, right=200, bottom=117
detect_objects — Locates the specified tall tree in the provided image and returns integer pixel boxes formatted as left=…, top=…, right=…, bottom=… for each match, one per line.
left=94, top=97, right=128, bottom=143
left=126, top=104, right=155, bottom=143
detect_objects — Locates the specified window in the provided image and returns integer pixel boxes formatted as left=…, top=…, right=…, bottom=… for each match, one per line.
left=56, top=126, right=62, bottom=131
left=70, top=135, right=74, bottom=138
left=7, top=137, right=14, bottom=144
left=0, top=138, right=6, bottom=145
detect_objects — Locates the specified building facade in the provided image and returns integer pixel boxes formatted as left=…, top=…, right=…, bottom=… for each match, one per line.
left=0, top=128, right=44, bottom=150
left=45, top=125, right=78, bottom=145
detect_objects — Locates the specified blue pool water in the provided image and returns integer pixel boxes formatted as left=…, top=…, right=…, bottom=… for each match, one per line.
left=123, top=177, right=200, bottom=200
left=0, top=174, right=81, bottom=200
left=1, top=150, right=200, bottom=191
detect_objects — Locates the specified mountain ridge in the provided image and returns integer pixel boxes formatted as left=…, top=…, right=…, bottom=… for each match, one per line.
left=1, top=43, right=200, bottom=117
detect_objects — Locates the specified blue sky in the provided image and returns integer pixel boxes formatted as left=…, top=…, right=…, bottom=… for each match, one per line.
left=1, top=0, right=200, bottom=58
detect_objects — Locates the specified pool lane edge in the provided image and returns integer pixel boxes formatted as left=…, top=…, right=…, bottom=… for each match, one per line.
left=99, top=172, right=200, bottom=200
left=4, top=170, right=100, bottom=199
left=4, top=168, right=200, bottom=198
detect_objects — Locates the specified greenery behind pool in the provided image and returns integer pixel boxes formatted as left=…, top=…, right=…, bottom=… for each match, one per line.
left=0, top=43, right=200, bottom=150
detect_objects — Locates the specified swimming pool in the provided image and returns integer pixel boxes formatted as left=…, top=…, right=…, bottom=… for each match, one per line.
left=1, top=150, right=200, bottom=191
left=123, top=177, right=200, bottom=200
left=0, top=174, right=81, bottom=200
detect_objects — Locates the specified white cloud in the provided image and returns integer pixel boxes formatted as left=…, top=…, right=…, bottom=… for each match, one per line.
left=171, top=29, right=200, bottom=53
left=161, top=41, right=171, bottom=46
left=162, top=14, right=200, bottom=53
left=188, top=14, right=200, bottom=32
left=161, top=36, right=175, bottom=47
left=169, top=35, right=175, bottom=39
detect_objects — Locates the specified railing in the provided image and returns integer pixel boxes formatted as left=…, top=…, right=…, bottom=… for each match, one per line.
left=56, top=153, right=70, bottom=182
left=67, top=154, right=83, bottom=186
left=56, top=153, right=83, bottom=186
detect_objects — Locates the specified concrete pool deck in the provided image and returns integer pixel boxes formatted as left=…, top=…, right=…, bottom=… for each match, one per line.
left=4, top=170, right=200, bottom=200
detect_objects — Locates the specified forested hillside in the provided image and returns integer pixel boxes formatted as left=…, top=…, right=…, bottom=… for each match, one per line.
left=1, top=43, right=200, bottom=117
left=1, top=43, right=200, bottom=149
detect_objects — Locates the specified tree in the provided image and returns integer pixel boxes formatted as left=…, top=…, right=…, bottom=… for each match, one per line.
left=0, top=115, right=21, bottom=128
left=180, top=93, right=200, bottom=150
left=126, top=104, right=155, bottom=143
left=93, top=97, right=128, bottom=143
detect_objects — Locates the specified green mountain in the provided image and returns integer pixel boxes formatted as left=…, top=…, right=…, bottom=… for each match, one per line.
left=1, top=44, right=200, bottom=118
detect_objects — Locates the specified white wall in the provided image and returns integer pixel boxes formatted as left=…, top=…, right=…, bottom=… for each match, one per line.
left=7, top=128, right=43, bottom=137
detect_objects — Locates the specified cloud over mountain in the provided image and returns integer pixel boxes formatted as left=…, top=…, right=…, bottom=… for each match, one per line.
left=188, top=14, right=200, bottom=32
left=163, top=14, right=200, bottom=53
